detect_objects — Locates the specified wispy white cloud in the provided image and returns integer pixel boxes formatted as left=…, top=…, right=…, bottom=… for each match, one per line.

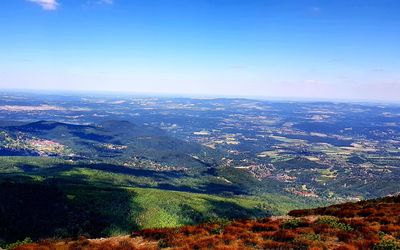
left=27, top=0, right=58, bottom=10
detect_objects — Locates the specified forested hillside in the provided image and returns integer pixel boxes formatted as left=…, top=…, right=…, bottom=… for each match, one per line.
left=12, top=195, right=400, bottom=250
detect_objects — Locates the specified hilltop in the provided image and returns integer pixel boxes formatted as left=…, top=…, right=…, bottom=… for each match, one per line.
left=12, top=195, right=400, bottom=250
left=1, top=120, right=218, bottom=168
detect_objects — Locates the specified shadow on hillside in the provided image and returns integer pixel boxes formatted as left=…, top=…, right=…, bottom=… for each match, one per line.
left=0, top=179, right=140, bottom=244
left=0, top=148, right=39, bottom=157
left=201, top=183, right=246, bottom=195
left=177, top=199, right=271, bottom=225
left=18, top=162, right=186, bottom=180
left=155, top=182, right=247, bottom=196
left=206, top=199, right=271, bottom=220
left=86, top=163, right=185, bottom=179
left=17, top=162, right=245, bottom=196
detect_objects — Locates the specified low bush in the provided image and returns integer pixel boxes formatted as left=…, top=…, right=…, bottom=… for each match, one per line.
left=281, top=218, right=308, bottom=229
left=317, top=216, right=353, bottom=232
left=373, top=237, right=400, bottom=250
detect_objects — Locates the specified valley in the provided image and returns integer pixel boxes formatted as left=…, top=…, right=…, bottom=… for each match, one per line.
left=0, top=92, right=399, bottom=247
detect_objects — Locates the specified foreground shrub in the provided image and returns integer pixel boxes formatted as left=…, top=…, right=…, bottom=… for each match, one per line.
left=281, top=218, right=308, bottom=229
left=317, top=216, right=353, bottom=232
left=4, top=238, right=33, bottom=250
left=374, top=237, right=400, bottom=250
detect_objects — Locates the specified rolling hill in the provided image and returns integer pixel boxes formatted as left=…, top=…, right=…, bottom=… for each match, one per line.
left=0, top=120, right=322, bottom=247
left=12, top=195, right=400, bottom=250
left=1, top=120, right=219, bottom=168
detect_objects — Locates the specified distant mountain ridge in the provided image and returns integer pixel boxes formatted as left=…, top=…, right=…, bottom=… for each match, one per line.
left=1, top=120, right=219, bottom=168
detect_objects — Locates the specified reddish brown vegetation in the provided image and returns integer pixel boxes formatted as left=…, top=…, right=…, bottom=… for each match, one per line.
left=15, top=195, right=400, bottom=250
left=13, top=236, right=159, bottom=250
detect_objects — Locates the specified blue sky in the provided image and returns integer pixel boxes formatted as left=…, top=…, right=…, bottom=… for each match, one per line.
left=0, top=0, right=399, bottom=101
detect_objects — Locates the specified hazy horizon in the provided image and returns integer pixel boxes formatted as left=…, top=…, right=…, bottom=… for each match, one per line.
left=2, top=88, right=400, bottom=105
left=1, top=0, right=399, bottom=102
